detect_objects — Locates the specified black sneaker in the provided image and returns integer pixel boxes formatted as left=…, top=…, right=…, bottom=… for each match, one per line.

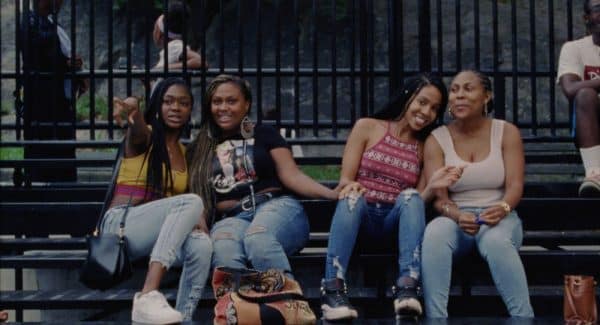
left=320, top=278, right=358, bottom=321
left=392, top=284, right=423, bottom=318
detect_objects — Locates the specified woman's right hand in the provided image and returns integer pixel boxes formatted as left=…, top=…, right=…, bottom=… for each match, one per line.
left=428, top=165, right=465, bottom=190
left=113, top=96, right=140, bottom=127
left=457, top=211, right=480, bottom=235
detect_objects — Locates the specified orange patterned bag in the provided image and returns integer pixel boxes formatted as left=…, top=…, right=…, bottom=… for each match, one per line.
left=212, top=267, right=316, bottom=325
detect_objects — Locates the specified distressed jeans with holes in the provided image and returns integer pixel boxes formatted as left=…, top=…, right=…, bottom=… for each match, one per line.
left=421, top=210, right=534, bottom=318
left=210, top=195, right=309, bottom=277
left=101, top=193, right=213, bottom=321
left=324, top=189, right=426, bottom=282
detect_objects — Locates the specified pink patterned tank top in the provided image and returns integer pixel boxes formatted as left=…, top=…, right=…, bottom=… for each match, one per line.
left=356, top=123, right=420, bottom=204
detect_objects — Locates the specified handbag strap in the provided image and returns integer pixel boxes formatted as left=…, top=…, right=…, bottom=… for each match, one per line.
left=235, top=291, right=308, bottom=304
left=95, top=141, right=125, bottom=230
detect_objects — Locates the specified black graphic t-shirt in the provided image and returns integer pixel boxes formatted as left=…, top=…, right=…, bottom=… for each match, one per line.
left=211, top=125, right=290, bottom=201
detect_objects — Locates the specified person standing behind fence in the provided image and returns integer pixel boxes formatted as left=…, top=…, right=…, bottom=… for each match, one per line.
left=421, top=70, right=534, bottom=318
left=20, top=0, right=88, bottom=183
left=187, top=74, right=338, bottom=281
left=557, top=0, right=600, bottom=197
left=149, top=1, right=206, bottom=95
left=106, top=78, right=212, bottom=323
left=319, top=73, right=463, bottom=321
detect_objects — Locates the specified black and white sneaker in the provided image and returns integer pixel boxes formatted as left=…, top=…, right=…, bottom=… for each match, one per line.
left=393, top=284, right=422, bottom=318
left=320, top=278, right=358, bottom=321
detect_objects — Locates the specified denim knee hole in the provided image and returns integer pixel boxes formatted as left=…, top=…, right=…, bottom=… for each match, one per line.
left=245, top=225, right=267, bottom=236
left=399, top=188, right=420, bottom=203
left=346, top=192, right=363, bottom=211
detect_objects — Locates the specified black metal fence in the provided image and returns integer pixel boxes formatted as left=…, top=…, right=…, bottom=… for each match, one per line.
left=0, top=0, right=585, bottom=151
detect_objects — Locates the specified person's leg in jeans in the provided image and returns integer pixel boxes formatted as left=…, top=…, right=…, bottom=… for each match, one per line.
left=422, top=216, right=474, bottom=318
left=102, top=193, right=205, bottom=323
left=321, top=195, right=367, bottom=320
left=475, top=211, right=534, bottom=317
left=211, top=212, right=252, bottom=270
left=173, top=230, right=213, bottom=321
left=382, top=189, right=426, bottom=316
left=243, top=196, right=309, bottom=275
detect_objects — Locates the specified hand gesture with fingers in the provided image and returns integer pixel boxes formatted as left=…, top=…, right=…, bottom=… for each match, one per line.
left=113, top=96, right=140, bottom=127
left=478, top=204, right=508, bottom=227
left=339, top=181, right=366, bottom=199
left=458, top=211, right=480, bottom=235
left=428, top=165, right=465, bottom=190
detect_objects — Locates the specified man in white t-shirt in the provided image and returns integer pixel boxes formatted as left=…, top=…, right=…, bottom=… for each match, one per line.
left=557, top=0, right=600, bottom=196
left=150, top=1, right=206, bottom=95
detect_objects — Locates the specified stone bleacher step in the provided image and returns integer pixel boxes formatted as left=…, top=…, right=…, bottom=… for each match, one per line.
left=2, top=285, right=594, bottom=310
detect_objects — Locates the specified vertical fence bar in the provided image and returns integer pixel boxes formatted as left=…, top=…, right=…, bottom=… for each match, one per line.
left=144, top=1, right=151, bottom=103
left=359, top=0, right=368, bottom=118
left=275, top=0, right=281, bottom=129
left=567, top=0, right=574, bottom=131
left=107, top=0, right=114, bottom=139
left=419, top=0, right=432, bottom=72
left=368, top=0, right=374, bottom=116
left=162, top=0, right=169, bottom=79
left=237, top=0, right=244, bottom=77
left=350, top=0, right=356, bottom=124
left=511, top=0, right=518, bottom=125
left=293, top=0, right=300, bottom=136
left=182, top=0, right=188, bottom=81
left=69, top=0, right=76, bottom=135
left=256, top=0, right=263, bottom=124
left=492, top=0, right=505, bottom=120
left=455, top=0, right=462, bottom=71
left=529, top=0, right=537, bottom=134
left=199, top=0, right=207, bottom=99
left=14, top=0, right=22, bottom=142
left=89, top=1, right=96, bottom=140
left=437, top=0, right=443, bottom=74
left=331, top=0, right=337, bottom=137
left=474, top=0, right=480, bottom=70
left=548, top=0, right=556, bottom=135
left=312, top=0, right=318, bottom=136
left=219, top=0, right=225, bottom=73
left=389, top=0, right=403, bottom=92
left=126, top=0, right=132, bottom=95
left=567, top=0, right=573, bottom=41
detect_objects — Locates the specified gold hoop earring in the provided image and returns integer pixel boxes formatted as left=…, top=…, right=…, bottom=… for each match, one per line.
left=240, top=115, right=254, bottom=139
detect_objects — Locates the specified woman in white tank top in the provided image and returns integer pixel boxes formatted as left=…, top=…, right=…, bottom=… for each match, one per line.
left=420, top=70, right=534, bottom=318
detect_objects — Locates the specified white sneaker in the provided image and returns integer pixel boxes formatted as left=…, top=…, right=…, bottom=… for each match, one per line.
left=131, top=290, right=183, bottom=324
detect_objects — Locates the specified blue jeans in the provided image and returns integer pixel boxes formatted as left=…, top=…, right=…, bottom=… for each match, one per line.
left=421, top=210, right=534, bottom=318
left=101, top=193, right=213, bottom=321
left=211, top=195, right=309, bottom=276
left=324, top=189, right=426, bottom=282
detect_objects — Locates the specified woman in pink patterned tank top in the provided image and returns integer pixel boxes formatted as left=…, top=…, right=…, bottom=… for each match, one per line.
left=320, top=74, right=464, bottom=321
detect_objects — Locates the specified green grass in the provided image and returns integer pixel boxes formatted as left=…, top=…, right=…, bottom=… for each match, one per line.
left=0, top=147, right=24, bottom=160
left=1, top=100, right=13, bottom=116
left=300, top=165, right=340, bottom=181
left=76, top=95, right=109, bottom=121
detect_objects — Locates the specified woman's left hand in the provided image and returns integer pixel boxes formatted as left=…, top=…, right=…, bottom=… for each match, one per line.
left=338, top=181, right=366, bottom=199
left=478, top=205, right=508, bottom=226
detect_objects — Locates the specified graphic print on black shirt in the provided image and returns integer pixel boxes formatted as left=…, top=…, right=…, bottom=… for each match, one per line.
left=212, top=139, right=257, bottom=194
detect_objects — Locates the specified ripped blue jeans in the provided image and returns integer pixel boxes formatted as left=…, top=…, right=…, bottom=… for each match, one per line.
left=324, top=189, right=426, bottom=282
left=101, top=193, right=213, bottom=321
left=210, top=195, right=309, bottom=277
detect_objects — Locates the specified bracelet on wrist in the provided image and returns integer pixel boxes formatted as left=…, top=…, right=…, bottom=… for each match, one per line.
left=499, top=201, right=511, bottom=215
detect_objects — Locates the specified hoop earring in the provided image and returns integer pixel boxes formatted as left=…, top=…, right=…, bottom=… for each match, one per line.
left=240, top=115, right=254, bottom=139
left=447, top=106, right=455, bottom=119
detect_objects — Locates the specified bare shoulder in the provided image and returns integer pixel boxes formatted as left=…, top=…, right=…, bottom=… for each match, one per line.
left=424, top=133, right=443, bottom=152
left=500, top=120, right=520, bottom=137
left=352, top=118, right=386, bottom=135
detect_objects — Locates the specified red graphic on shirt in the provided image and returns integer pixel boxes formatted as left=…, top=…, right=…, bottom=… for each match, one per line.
left=584, top=66, right=600, bottom=80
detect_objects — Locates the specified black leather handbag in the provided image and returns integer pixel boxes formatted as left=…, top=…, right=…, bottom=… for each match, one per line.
left=80, top=142, right=133, bottom=290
